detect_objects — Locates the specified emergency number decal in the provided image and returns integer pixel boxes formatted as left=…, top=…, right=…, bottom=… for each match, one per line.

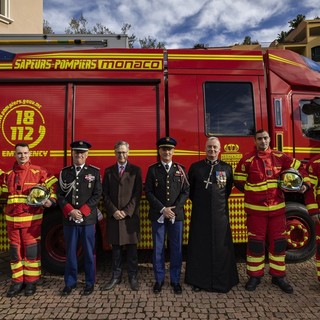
left=0, top=99, right=46, bottom=149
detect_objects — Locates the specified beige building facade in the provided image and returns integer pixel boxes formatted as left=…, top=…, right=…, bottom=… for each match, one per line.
left=0, top=0, right=43, bottom=34
left=271, top=19, right=320, bottom=62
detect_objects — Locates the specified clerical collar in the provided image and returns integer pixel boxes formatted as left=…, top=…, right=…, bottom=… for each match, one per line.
left=205, top=158, right=219, bottom=166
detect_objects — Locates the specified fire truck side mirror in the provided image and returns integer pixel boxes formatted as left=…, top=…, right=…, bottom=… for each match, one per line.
left=301, top=97, right=320, bottom=115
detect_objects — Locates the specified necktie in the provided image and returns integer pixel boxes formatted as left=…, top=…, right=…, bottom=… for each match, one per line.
left=76, top=166, right=81, bottom=172
left=165, top=164, right=169, bottom=171
left=119, top=165, right=124, bottom=177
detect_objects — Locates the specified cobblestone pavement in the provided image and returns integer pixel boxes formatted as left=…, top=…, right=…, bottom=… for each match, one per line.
left=0, top=250, right=320, bottom=320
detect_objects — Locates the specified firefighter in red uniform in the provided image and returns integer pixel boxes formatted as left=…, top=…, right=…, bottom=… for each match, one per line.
left=234, top=130, right=310, bottom=294
left=305, top=154, right=320, bottom=282
left=1, top=143, right=57, bottom=297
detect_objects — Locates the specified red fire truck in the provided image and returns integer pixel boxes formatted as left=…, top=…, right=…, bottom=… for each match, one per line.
left=1, top=44, right=320, bottom=274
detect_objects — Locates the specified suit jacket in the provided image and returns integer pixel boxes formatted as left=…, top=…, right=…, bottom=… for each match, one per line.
left=145, top=162, right=190, bottom=221
left=103, top=162, right=142, bottom=245
left=57, top=164, right=102, bottom=226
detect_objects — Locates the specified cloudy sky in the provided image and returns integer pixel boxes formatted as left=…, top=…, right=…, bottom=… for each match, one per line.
left=43, top=0, right=320, bottom=48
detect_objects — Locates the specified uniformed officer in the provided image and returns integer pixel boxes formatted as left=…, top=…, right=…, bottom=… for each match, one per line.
left=57, top=140, right=102, bottom=296
left=145, top=137, right=190, bottom=294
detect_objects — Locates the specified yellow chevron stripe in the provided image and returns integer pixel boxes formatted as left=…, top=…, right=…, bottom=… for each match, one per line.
left=22, top=52, right=164, bottom=59
left=0, top=63, right=13, bottom=69
left=269, top=54, right=307, bottom=69
left=168, top=53, right=263, bottom=61
left=49, top=149, right=201, bottom=157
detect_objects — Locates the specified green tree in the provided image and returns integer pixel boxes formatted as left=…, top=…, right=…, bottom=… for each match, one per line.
left=46, top=15, right=170, bottom=49
left=289, top=14, right=305, bottom=29
left=65, top=14, right=91, bottom=34
left=241, top=36, right=259, bottom=45
left=276, top=14, right=306, bottom=43
left=276, top=31, right=288, bottom=43
left=121, top=23, right=137, bottom=48
left=193, top=43, right=208, bottom=49
left=91, top=22, right=114, bottom=35
left=139, top=36, right=166, bottom=49
left=43, top=19, right=54, bottom=34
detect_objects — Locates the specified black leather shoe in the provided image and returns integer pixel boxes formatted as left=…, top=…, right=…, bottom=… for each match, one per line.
left=6, top=283, right=23, bottom=297
left=153, top=281, right=164, bottom=294
left=245, top=277, right=261, bottom=291
left=61, top=284, right=76, bottom=296
left=192, top=285, right=202, bottom=292
left=83, top=284, right=94, bottom=295
left=170, top=282, right=182, bottom=294
left=25, top=283, right=36, bottom=296
left=272, top=276, right=293, bottom=294
left=103, top=278, right=121, bottom=291
left=129, top=277, right=139, bottom=291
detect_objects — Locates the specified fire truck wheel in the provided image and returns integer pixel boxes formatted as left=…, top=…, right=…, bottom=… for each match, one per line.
left=41, top=209, right=84, bottom=275
left=285, top=202, right=316, bottom=263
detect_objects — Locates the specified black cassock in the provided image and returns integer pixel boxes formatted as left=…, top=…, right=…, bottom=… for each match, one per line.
left=185, top=159, right=239, bottom=292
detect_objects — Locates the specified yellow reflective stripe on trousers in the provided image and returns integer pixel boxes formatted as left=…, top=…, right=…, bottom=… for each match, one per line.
left=244, top=202, right=285, bottom=211
left=269, top=262, right=285, bottom=271
left=269, top=253, right=285, bottom=262
left=24, top=269, right=41, bottom=276
left=247, top=255, right=264, bottom=263
left=25, top=260, right=41, bottom=268
left=12, top=270, right=24, bottom=279
left=246, top=264, right=265, bottom=272
left=5, top=214, right=43, bottom=222
left=11, top=261, right=23, bottom=270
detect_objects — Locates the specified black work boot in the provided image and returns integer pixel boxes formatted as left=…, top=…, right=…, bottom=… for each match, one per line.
left=245, top=277, right=261, bottom=291
left=6, top=282, right=23, bottom=297
left=272, top=276, right=293, bottom=294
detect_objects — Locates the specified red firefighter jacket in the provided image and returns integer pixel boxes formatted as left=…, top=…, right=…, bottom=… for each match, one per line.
left=305, top=154, right=320, bottom=215
left=234, top=147, right=310, bottom=216
left=2, top=161, right=57, bottom=228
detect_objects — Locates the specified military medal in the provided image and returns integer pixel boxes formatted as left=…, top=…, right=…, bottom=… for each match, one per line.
left=216, top=171, right=227, bottom=188
left=85, top=174, right=95, bottom=189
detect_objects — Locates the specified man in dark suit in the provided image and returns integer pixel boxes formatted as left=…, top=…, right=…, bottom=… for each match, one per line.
left=145, top=137, right=189, bottom=294
left=102, top=141, right=142, bottom=291
left=57, top=140, right=102, bottom=296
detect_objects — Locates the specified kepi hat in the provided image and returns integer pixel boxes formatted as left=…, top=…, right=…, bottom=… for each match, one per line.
left=157, top=136, right=177, bottom=148
left=70, top=140, right=92, bottom=151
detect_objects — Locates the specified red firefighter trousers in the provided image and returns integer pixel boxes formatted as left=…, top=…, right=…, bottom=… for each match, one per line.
left=7, top=224, right=41, bottom=284
left=246, top=212, right=287, bottom=278
left=316, top=223, right=320, bottom=281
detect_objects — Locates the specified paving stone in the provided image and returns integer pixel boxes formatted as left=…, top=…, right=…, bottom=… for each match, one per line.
left=0, top=251, right=320, bottom=319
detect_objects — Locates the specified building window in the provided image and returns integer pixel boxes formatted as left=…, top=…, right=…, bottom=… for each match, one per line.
left=311, top=46, right=320, bottom=62
left=0, top=0, right=13, bottom=24
left=204, top=82, right=255, bottom=136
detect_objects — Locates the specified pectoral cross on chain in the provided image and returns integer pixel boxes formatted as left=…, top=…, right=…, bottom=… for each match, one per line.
left=204, top=178, right=212, bottom=189
left=204, top=165, right=214, bottom=189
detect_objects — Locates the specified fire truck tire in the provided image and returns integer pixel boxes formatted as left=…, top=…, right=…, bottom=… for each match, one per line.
left=285, top=202, right=316, bottom=263
left=41, top=209, right=84, bottom=275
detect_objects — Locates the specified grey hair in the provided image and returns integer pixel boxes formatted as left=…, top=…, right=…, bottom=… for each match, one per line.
left=206, top=136, right=220, bottom=145
left=114, top=141, right=130, bottom=150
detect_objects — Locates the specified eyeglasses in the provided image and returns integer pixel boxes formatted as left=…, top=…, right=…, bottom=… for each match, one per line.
left=116, top=151, right=128, bottom=155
